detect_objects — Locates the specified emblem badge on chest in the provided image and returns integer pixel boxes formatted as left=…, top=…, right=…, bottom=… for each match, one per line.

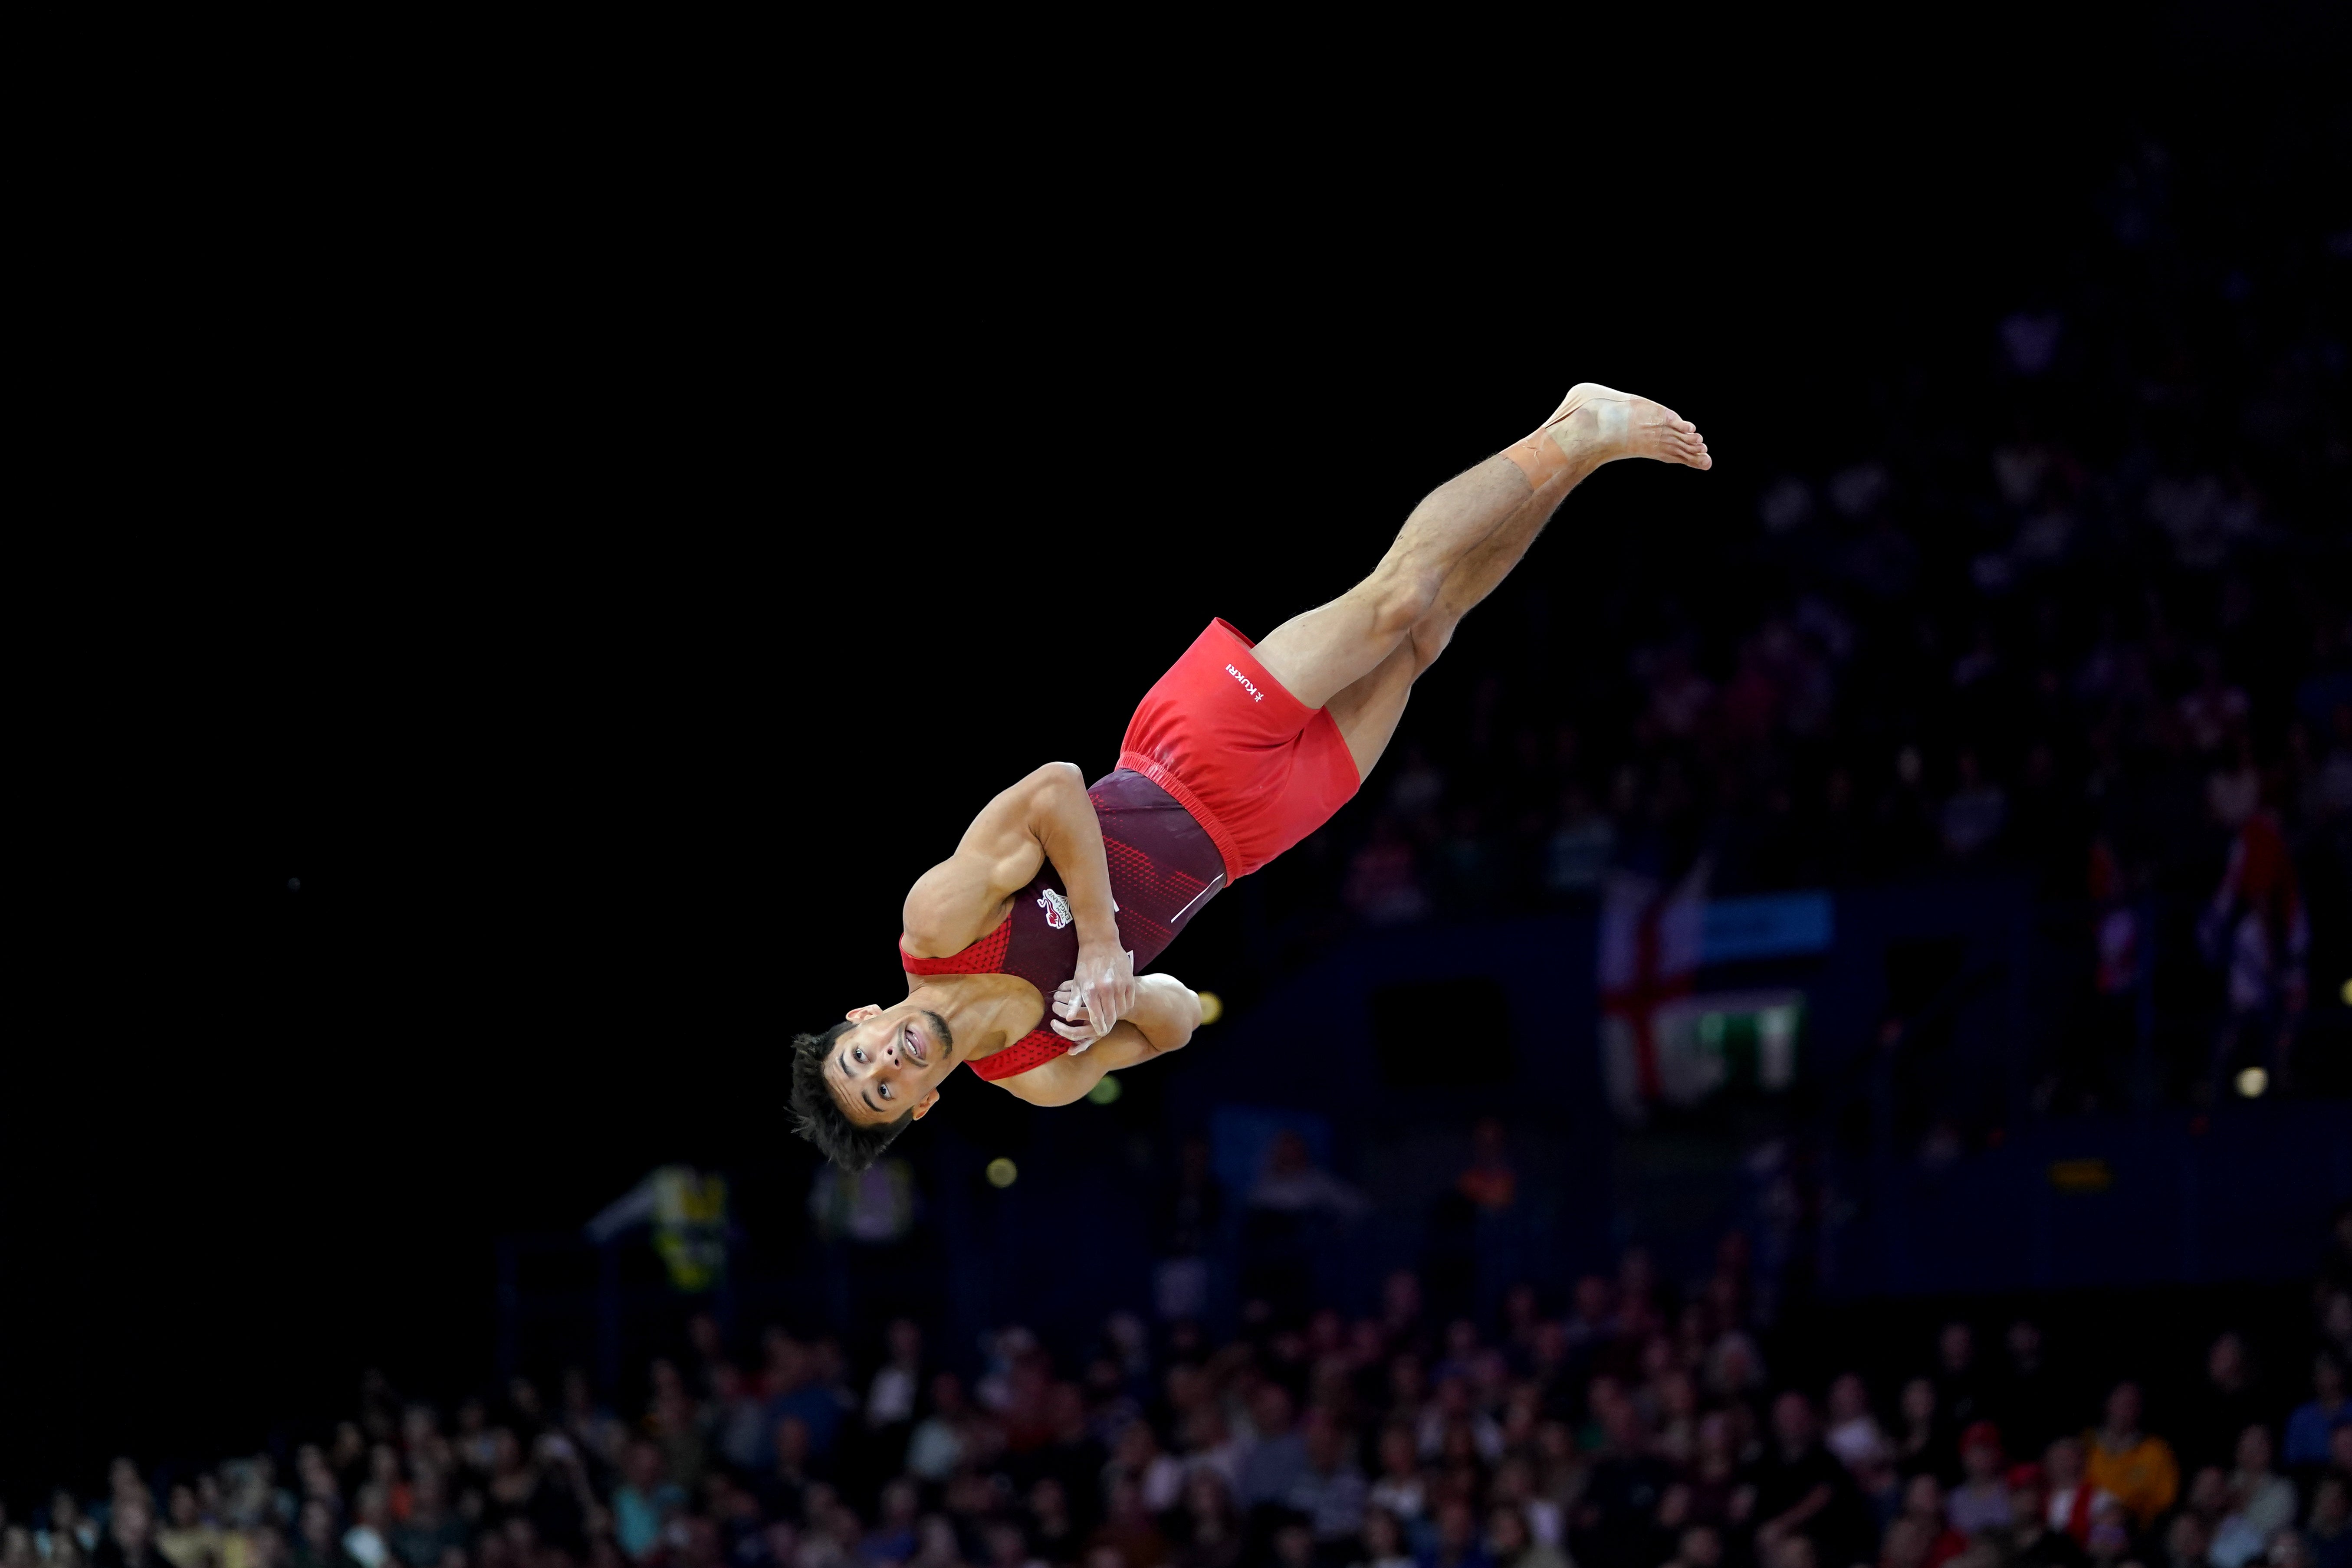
left=1036, top=887, right=1073, bottom=929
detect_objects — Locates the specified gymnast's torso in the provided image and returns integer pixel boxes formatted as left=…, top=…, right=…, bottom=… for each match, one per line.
left=897, top=768, right=1226, bottom=1079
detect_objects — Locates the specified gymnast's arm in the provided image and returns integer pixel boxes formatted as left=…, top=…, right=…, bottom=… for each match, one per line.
left=901, top=762, right=1115, bottom=947
left=992, top=974, right=1202, bottom=1107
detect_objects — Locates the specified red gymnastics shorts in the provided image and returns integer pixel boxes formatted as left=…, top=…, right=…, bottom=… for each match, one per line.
left=1117, top=619, right=1362, bottom=881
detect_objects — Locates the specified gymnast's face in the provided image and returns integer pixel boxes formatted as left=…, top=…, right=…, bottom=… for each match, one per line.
left=825, top=1002, right=953, bottom=1125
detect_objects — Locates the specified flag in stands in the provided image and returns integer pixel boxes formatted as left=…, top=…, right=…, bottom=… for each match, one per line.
left=1598, top=861, right=1709, bottom=1122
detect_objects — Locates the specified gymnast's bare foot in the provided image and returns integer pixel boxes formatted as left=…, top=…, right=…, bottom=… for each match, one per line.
left=1542, top=382, right=1712, bottom=471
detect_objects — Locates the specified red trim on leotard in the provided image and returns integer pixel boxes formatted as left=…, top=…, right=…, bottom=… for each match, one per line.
left=899, top=918, right=1011, bottom=975
left=969, top=1029, right=1072, bottom=1080
left=900, top=921, right=1073, bottom=1079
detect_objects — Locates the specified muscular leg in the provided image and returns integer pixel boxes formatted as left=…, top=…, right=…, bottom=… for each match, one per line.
left=1325, top=474, right=1563, bottom=778
left=1252, top=384, right=1709, bottom=711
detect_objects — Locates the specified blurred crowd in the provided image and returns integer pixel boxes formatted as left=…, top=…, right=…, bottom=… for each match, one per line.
left=1274, top=133, right=2349, bottom=1103
left=18, top=1211, right=2352, bottom=1568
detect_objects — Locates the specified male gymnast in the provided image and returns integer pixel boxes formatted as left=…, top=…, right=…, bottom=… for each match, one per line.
left=788, top=385, right=1710, bottom=1170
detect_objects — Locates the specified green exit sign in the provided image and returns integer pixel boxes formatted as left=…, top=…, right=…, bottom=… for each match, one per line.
left=1650, top=989, right=1804, bottom=1100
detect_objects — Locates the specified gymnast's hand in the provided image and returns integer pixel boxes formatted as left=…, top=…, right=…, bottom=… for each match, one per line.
left=1071, top=941, right=1135, bottom=1040
left=1049, top=980, right=1102, bottom=1051
left=1049, top=979, right=1110, bottom=1052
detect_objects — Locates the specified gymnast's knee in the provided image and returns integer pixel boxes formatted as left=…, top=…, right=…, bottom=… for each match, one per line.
left=1365, top=565, right=1443, bottom=641
left=1408, top=614, right=1457, bottom=674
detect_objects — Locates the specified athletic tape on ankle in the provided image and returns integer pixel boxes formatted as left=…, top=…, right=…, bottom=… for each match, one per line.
left=1502, top=423, right=1572, bottom=489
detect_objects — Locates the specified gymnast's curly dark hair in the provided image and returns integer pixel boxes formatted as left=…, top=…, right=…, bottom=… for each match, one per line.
left=787, top=1021, right=913, bottom=1173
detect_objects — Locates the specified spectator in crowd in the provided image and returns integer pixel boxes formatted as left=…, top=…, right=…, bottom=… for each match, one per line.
left=1896, top=1381, right=1958, bottom=1485
left=2224, top=1424, right=2296, bottom=1544
left=2322, top=1209, right=2352, bottom=1302
left=338, top=1487, right=391, bottom=1568
left=2184, top=1336, right=2269, bottom=1474
left=1662, top=1524, right=1722, bottom=1568
left=1353, top=1510, right=1414, bottom=1568
left=286, top=1502, right=342, bottom=1568
left=1109, top=1421, right=1187, bottom=1519
left=92, top=1503, right=170, bottom=1568
left=1482, top=1506, right=1564, bottom=1568
left=1827, top=1375, right=1892, bottom=1470
left=1881, top=1515, right=1935, bottom=1568
left=1236, top=1387, right=1311, bottom=1512
left=2327, top=1300, right=2352, bottom=1388
left=710, top=1366, right=775, bottom=1477
left=151, top=1491, right=219, bottom=1568
left=1422, top=1501, right=1490, bottom=1568
left=2002, top=1466, right=2087, bottom=1568
left=1367, top=1428, right=1428, bottom=1532
left=1853, top=1455, right=1906, bottom=1542
left=1091, top=1477, right=1169, bottom=1568
left=1895, top=1477, right=1966, bottom=1568
left=2161, top=1507, right=2211, bottom=1568
left=1152, top=1142, right=1225, bottom=1325
left=1486, top=1461, right=1557, bottom=1558
left=1343, top=818, right=1429, bottom=927
left=765, top=1417, right=820, bottom=1526
left=866, top=1321, right=929, bottom=1446
left=1751, top=1393, right=1869, bottom=1568
left=1572, top=1399, right=1673, bottom=1568
left=1938, top=752, right=2007, bottom=859
left=2083, top=1384, right=2179, bottom=1528
left=387, top=1471, right=464, bottom=1568
left=2286, top=1356, right=2349, bottom=1471
left=1286, top=1412, right=1368, bottom=1552
left=1996, top=1324, right=2066, bottom=1460
left=1248, top=1135, right=1371, bottom=1222
left=1947, top=1425, right=2014, bottom=1537
left=2042, top=1439, right=2116, bottom=1548
left=1455, top=1121, right=1518, bottom=1215
left=907, top=1376, right=974, bottom=1485
left=614, top=1439, right=682, bottom=1561
left=2081, top=1497, right=2133, bottom=1568
left=2183, top=1465, right=2236, bottom=1553
left=1027, top=1477, right=1082, bottom=1566
left=1267, top=1524, right=1316, bottom=1568
left=1169, top=1474, right=1241, bottom=1568
left=2306, top=1476, right=2352, bottom=1568
left=862, top=1478, right=921, bottom=1564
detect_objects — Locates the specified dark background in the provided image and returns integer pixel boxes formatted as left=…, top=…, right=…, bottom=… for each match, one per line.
left=8, top=5, right=2348, bottom=1494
